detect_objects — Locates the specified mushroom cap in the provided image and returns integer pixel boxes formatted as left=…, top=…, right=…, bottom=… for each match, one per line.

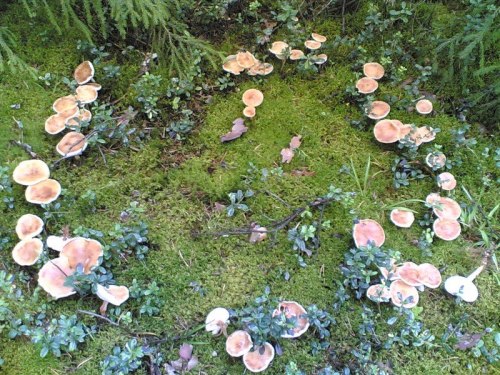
left=390, top=279, right=419, bottom=308
left=304, top=40, right=321, bottom=50
left=242, top=89, right=264, bottom=107
left=416, top=99, right=433, bottom=115
left=60, top=237, right=103, bottom=273
left=367, top=101, right=390, bottom=120
left=56, top=131, right=88, bottom=157
left=253, top=62, right=274, bottom=76
left=12, top=238, right=43, bottom=266
left=66, top=109, right=92, bottom=127
left=355, top=77, right=378, bottom=94
left=249, top=226, right=267, bottom=243
left=433, top=218, right=461, bottom=241
left=396, top=262, right=423, bottom=287
left=272, top=301, right=309, bottom=338
left=269, top=41, right=289, bottom=56
left=38, top=257, right=76, bottom=299
left=243, top=106, right=256, bottom=119
left=75, top=85, right=99, bottom=104
left=25, top=179, right=61, bottom=205
left=433, top=197, right=462, bottom=220
left=15, top=214, right=44, bottom=240
left=74, top=61, right=95, bottom=85
left=96, top=284, right=130, bottom=306
left=223, top=56, right=245, bottom=75
left=353, top=219, right=385, bottom=248
left=243, top=343, right=275, bottom=373
left=417, top=263, right=442, bottom=289
left=363, top=62, right=385, bottom=80
left=390, top=209, right=415, bottom=228
left=444, top=275, right=478, bottom=302
left=205, top=307, right=230, bottom=335
left=236, top=51, right=257, bottom=69
left=366, top=284, right=391, bottom=302
left=225, top=330, right=253, bottom=357
left=425, top=192, right=441, bottom=206
left=312, top=54, right=328, bottom=64
left=373, top=119, right=401, bottom=143
left=45, top=114, right=68, bottom=135
left=379, top=259, right=399, bottom=281
left=13, top=160, right=50, bottom=186
left=289, top=49, right=305, bottom=60
left=311, top=33, right=327, bottom=43
left=425, top=152, right=447, bottom=169
left=53, top=95, right=77, bottom=113
left=397, top=123, right=413, bottom=139
left=411, top=126, right=435, bottom=145
left=437, top=172, right=457, bottom=191
left=86, top=82, right=102, bottom=91
left=46, top=235, right=73, bottom=252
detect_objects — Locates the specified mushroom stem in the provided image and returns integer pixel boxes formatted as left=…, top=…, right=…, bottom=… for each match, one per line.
left=467, top=266, right=484, bottom=282
left=99, top=301, right=109, bottom=316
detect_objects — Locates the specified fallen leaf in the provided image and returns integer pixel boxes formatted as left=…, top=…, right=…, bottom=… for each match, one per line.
left=281, top=148, right=294, bottom=163
left=289, top=135, right=302, bottom=150
left=179, top=343, right=193, bottom=361
left=221, top=118, right=248, bottom=142
left=455, top=333, right=484, bottom=350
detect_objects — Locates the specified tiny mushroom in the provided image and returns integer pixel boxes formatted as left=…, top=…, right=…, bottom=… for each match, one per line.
left=390, top=279, right=419, bottom=308
left=205, top=307, right=230, bottom=336
left=56, top=131, right=88, bottom=157
left=249, top=224, right=267, bottom=243
left=60, top=237, right=103, bottom=273
left=444, top=266, right=483, bottom=303
left=426, top=152, right=447, bottom=169
left=363, top=62, right=384, bottom=80
left=25, top=179, right=61, bottom=205
left=312, top=54, right=328, bottom=64
left=96, top=284, right=130, bottom=315
left=242, top=89, right=264, bottom=108
left=12, top=238, right=43, bottom=266
left=415, top=99, right=433, bottom=115
left=38, top=257, right=76, bottom=299
left=433, top=197, right=462, bottom=220
left=13, top=159, right=50, bottom=186
left=243, top=106, right=256, bottom=119
left=355, top=77, right=378, bottom=94
left=353, top=219, right=385, bottom=248
left=367, top=101, right=390, bottom=120
left=311, top=33, right=327, bottom=43
left=273, top=301, right=309, bottom=338
left=236, top=51, right=257, bottom=69
left=373, top=119, right=401, bottom=143
left=225, top=330, right=253, bottom=357
left=366, top=284, right=391, bottom=303
left=304, top=40, right=321, bottom=50
left=433, top=218, right=461, bottom=241
left=75, top=84, right=99, bottom=104
left=437, top=172, right=457, bottom=191
left=390, top=209, right=415, bottom=228
left=243, top=343, right=275, bottom=373
left=74, top=60, right=95, bottom=85
left=15, top=214, right=44, bottom=240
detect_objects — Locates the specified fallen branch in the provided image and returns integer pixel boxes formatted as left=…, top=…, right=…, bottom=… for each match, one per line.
left=10, top=140, right=37, bottom=158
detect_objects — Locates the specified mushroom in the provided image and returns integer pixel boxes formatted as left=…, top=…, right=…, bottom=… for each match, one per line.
left=425, top=192, right=441, bottom=206
left=75, top=85, right=99, bottom=104
left=74, top=61, right=95, bottom=85
left=96, top=284, right=130, bottom=315
left=225, top=330, right=253, bottom=357
left=304, top=40, right=321, bottom=50
left=12, top=159, right=50, bottom=186
left=390, top=279, right=419, bottom=308
left=222, top=55, right=245, bottom=75
left=417, top=263, right=442, bottom=289
left=433, top=218, right=461, bottom=241
left=12, top=238, right=43, bottom=266
left=363, top=62, right=384, bottom=80
left=410, top=126, right=435, bottom=146
left=366, top=284, right=391, bottom=303
left=353, top=219, right=385, bottom=248
left=367, top=101, right=390, bottom=120
left=53, top=95, right=77, bottom=113
left=66, top=108, right=92, bottom=128
left=444, top=266, right=484, bottom=303
left=312, top=54, right=328, bottom=64
left=355, top=77, right=378, bottom=94
left=242, top=89, right=264, bottom=108
left=437, top=172, right=457, bottom=191
left=379, top=258, right=399, bottom=281
left=433, top=197, right=462, bottom=220
left=389, top=209, right=415, bottom=228
left=289, top=49, right=305, bottom=60
left=397, top=123, right=413, bottom=140
left=272, top=301, right=309, bottom=338
left=425, top=152, right=447, bottom=169
left=311, top=33, right=327, bottom=43
left=249, top=225, right=267, bottom=243
left=25, top=179, right=61, bottom=205
left=38, top=257, right=76, bottom=299
left=56, top=131, right=88, bottom=158
left=415, top=99, right=433, bottom=115
left=205, top=307, right=230, bottom=336
left=252, top=62, right=274, bottom=76
left=396, top=262, right=423, bottom=287
left=243, top=343, right=275, bottom=373
left=45, top=114, right=68, bottom=135
left=46, top=235, right=73, bottom=252
left=281, top=148, right=294, bottom=163
left=373, top=119, right=401, bottom=143
left=243, top=106, right=256, bottom=119
left=60, top=237, right=103, bottom=273
left=15, top=214, right=44, bottom=240
left=269, top=41, right=289, bottom=59
left=86, top=82, right=102, bottom=90
left=236, top=51, right=257, bottom=69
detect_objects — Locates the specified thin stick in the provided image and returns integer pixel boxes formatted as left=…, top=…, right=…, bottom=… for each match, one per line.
left=10, top=140, right=37, bottom=158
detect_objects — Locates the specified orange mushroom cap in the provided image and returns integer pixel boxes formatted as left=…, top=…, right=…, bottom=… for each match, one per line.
left=45, top=114, right=68, bottom=135
left=289, top=49, right=305, bottom=60
left=389, top=209, right=415, bottom=228
left=363, top=62, right=385, bottom=80
left=353, top=219, right=385, bottom=248
left=433, top=218, right=461, bottom=241
left=242, top=89, right=264, bottom=107
left=12, top=238, right=43, bottom=266
left=60, top=237, right=103, bottom=273
left=56, top=131, right=88, bottom=158
left=243, top=106, right=256, bottom=119
left=74, top=61, right=95, bottom=85
left=367, top=101, right=390, bottom=120
left=25, top=179, right=61, bottom=205
left=416, top=99, right=433, bottom=115
left=236, top=51, right=257, bottom=69
left=13, top=160, right=50, bottom=186
left=373, top=119, right=401, bottom=143
left=269, top=41, right=289, bottom=57
left=272, top=301, right=309, bottom=338
left=38, top=257, right=76, bottom=299
left=226, top=330, right=253, bottom=357
left=437, top=172, right=456, bottom=191
left=304, top=40, right=321, bottom=50
left=433, top=197, right=461, bottom=220
left=15, top=214, right=44, bottom=240
left=366, top=284, right=391, bottom=303
left=75, top=84, right=99, bottom=104
left=243, top=343, right=275, bottom=373
left=53, top=95, right=77, bottom=113
left=311, top=33, right=327, bottom=43
left=390, top=279, right=419, bottom=308
left=356, top=77, right=378, bottom=94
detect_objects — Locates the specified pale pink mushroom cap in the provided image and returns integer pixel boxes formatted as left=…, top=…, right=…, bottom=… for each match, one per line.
left=390, top=280, right=419, bottom=308
left=353, top=219, right=385, bottom=248
left=363, top=62, right=385, bottom=80
left=226, top=330, right=253, bottom=357
left=433, top=218, right=461, bottom=241
left=433, top=197, right=462, bottom=220
left=416, top=99, right=433, bottom=114
left=243, top=343, right=275, bottom=373
left=417, top=263, right=442, bottom=288
left=38, top=257, right=76, bottom=299
left=15, top=214, right=44, bottom=240
left=367, top=101, right=390, bottom=120
left=396, top=262, right=423, bottom=287
left=12, top=238, right=43, bottom=266
left=356, top=77, right=378, bottom=94
left=437, top=172, right=457, bottom=191
left=272, top=301, right=309, bottom=338
left=390, top=209, right=415, bottom=228
left=373, top=120, right=401, bottom=143
left=366, top=284, right=391, bottom=303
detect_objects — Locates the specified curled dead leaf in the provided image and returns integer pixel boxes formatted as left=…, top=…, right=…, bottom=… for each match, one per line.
left=221, top=118, right=248, bottom=142
left=281, top=148, right=294, bottom=163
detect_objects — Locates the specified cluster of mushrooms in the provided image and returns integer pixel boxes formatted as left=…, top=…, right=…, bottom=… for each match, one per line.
left=242, top=88, right=264, bottom=119
left=268, top=32, right=328, bottom=65
left=223, top=51, right=274, bottom=76
left=45, top=60, right=101, bottom=159
left=205, top=301, right=309, bottom=373
left=355, top=62, right=436, bottom=146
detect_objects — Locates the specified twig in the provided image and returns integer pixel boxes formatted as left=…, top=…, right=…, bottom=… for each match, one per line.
left=10, top=140, right=37, bottom=158
left=341, top=0, right=347, bottom=34
left=52, top=130, right=98, bottom=167
left=260, top=189, right=291, bottom=208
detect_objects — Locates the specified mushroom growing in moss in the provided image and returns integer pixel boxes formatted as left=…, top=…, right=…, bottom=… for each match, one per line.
left=96, top=284, right=130, bottom=315
left=390, top=209, right=415, bottom=228
left=433, top=218, right=461, bottom=241
left=363, top=62, right=384, bottom=80
left=425, top=152, right=447, bottom=169
left=353, top=219, right=385, bottom=248
left=304, top=40, right=321, bottom=50
left=226, top=330, right=253, bottom=357
left=25, top=179, right=61, bottom=205
left=366, top=284, right=391, bottom=303
left=242, top=89, right=264, bottom=108
left=437, top=172, right=457, bottom=191
left=272, top=301, right=309, bottom=338
left=13, top=160, right=50, bottom=186
left=236, top=51, right=257, bottom=69
left=243, top=106, right=256, bottom=119
left=205, top=307, right=230, bottom=336
left=356, top=77, right=378, bottom=94
left=60, top=237, right=103, bottom=273
left=74, top=61, right=95, bottom=85
left=56, top=131, right=88, bottom=158
left=415, top=99, right=433, bottom=115
left=289, top=49, right=305, bottom=60
left=53, top=95, right=77, bottom=113
left=311, top=33, right=327, bottom=43
left=12, top=238, right=43, bottom=266
left=432, top=197, right=462, bottom=220
left=223, top=55, right=246, bottom=75
left=38, top=257, right=76, bottom=299
left=367, top=101, right=390, bottom=120
left=16, top=214, right=44, bottom=240
left=373, top=119, right=401, bottom=143
left=269, top=41, right=289, bottom=60
left=243, top=343, right=275, bottom=373
left=444, top=266, right=483, bottom=303
left=75, top=85, right=99, bottom=104
left=390, top=279, right=419, bottom=308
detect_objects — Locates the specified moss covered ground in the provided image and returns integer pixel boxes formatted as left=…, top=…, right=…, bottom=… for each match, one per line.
left=0, top=2, right=498, bottom=374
